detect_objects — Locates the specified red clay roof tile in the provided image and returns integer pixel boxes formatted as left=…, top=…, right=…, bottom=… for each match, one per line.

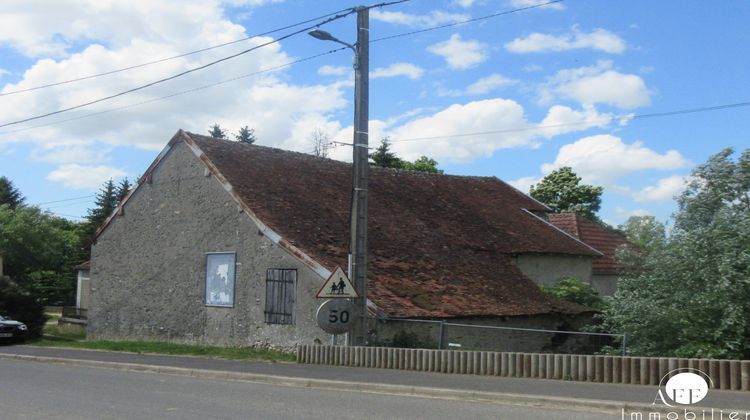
left=548, top=213, right=632, bottom=275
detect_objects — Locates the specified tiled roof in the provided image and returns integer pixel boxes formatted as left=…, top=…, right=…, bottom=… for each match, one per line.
left=141, top=131, right=598, bottom=317
left=548, top=213, right=631, bottom=275
left=184, top=132, right=598, bottom=317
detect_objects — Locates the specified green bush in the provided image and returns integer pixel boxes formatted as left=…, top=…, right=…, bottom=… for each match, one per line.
left=0, top=276, right=47, bottom=338
left=541, top=277, right=607, bottom=311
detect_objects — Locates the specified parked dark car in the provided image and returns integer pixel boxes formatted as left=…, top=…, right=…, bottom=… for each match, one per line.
left=0, top=315, right=27, bottom=343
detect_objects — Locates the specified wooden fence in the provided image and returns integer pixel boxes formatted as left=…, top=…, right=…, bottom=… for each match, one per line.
left=297, top=345, right=750, bottom=391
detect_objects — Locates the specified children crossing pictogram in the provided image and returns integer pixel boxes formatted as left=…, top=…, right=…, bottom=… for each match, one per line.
left=316, top=266, right=358, bottom=298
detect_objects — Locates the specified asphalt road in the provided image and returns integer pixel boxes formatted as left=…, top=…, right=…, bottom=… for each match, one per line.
left=2, top=345, right=749, bottom=411
left=0, top=358, right=610, bottom=420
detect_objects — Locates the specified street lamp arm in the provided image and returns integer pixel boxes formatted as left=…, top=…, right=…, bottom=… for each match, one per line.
left=308, top=30, right=356, bottom=52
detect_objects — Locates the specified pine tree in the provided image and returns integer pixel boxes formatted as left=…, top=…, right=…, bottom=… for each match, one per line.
left=369, top=137, right=404, bottom=169
left=84, top=179, right=118, bottom=238
left=0, top=176, right=25, bottom=209
left=115, top=178, right=131, bottom=205
left=208, top=123, right=227, bottom=139
left=235, top=126, right=256, bottom=144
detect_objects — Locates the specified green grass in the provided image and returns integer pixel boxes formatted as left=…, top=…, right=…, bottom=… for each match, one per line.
left=28, top=338, right=296, bottom=362
left=30, top=311, right=295, bottom=363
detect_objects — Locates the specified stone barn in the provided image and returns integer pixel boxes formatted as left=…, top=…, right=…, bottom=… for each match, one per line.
left=87, top=130, right=603, bottom=351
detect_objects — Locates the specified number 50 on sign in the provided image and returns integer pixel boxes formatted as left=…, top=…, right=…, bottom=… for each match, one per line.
left=316, top=299, right=354, bottom=334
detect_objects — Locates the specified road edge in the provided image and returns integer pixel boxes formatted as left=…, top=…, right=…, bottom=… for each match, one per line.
left=0, top=352, right=734, bottom=415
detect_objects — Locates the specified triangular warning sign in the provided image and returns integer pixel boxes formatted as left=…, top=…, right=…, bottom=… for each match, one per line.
left=316, top=266, right=358, bottom=298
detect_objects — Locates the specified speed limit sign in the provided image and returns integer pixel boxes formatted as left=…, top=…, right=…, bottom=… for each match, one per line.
left=316, top=299, right=354, bottom=334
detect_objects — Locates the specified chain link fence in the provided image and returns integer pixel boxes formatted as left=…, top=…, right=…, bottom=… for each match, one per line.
left=369, top=318, right=625, bottom=356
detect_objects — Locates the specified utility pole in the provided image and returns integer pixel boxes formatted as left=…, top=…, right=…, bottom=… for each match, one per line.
left=350, top=6, right=369, bottom=346
left=309, top=6, right=369, bottom=347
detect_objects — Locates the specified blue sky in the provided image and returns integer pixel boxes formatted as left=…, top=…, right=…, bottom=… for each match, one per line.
left=0, top=0, right=748, bottom=226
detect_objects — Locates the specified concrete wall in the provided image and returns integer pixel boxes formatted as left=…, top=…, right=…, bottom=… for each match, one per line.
left=76, top=269, right=90, bottom=310
left=590, top=273, right=618, bottom=296
left=514, top=254, right=593, bottom=287
left=373, top=314, right=602, bottom=354
left=88, top=141, right=331, bottom=351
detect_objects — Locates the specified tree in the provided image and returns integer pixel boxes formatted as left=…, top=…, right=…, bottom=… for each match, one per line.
left=370, top=137, right=404, bottom=169
left=540, top=277, right=607, bottom=311
left=309, top=128, right=330, bottom=158
left=369, top=137, right=444, bottom=173
left=84, top=179, right=118, bottom=239
left=236, top=126, right=256, bottom=144
left=115, top=178, right=132, bottom=205
left=618, top=215, right=666, bottom=251
left=208, top=123, right=227, bottom=139
left=0, top=205, right=81, bottom=306
left=602, top=148, right=750, bottom=359
left=402, top=156, right=443, bottom=174
left=529, top=167, right=603, bottom=221
left=0, top=176, right=25, bottom=209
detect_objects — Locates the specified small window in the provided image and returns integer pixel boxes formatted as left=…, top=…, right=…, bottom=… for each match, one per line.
left=265, top=269, right=296, bottom=324
left=205, top=253, right=236, bottom=307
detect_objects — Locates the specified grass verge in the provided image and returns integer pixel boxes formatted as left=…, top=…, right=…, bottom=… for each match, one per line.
left=30, top=312, right=295, bottom=363
left=28, top=338, right=295, bottom=362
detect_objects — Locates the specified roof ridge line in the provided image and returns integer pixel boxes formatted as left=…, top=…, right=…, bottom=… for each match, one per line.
left=522, top=209, right=603, bottom=257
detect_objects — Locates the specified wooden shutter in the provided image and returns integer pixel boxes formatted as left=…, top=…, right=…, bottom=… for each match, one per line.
left=264, top=269, right=296, bottom=324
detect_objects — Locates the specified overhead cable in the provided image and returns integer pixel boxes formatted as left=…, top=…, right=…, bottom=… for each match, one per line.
left=0, top=6, right=356, bottom=97
left=0, top=8, right=357, bottom=129
left=0, top=47, right=348, bottom=136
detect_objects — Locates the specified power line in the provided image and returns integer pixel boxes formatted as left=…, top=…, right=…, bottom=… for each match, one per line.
left=0, top=7, right=357, bottom=97
left=325, top=101, right=750, bottom=145
left=0, top=9, right=357, bottom=130
left=0, top=0, right=410, bottom=97
left=632, top=102, right=750, bottom=120
left=371, top=0, right=564, bottom=43
left=35, top=195, right=94, bottom=205
left=0, top=47, right=348, bottom=136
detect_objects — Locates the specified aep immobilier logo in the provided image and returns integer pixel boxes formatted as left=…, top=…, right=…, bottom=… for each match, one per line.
left=620, top=368, right=750, bottom=420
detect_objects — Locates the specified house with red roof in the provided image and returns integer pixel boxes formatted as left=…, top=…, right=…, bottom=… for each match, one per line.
left=548, top=213, right=632, bottom=296
left=86, top=130, right=606, bottom=351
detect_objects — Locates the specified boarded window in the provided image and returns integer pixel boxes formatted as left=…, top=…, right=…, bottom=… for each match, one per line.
left=265, top=269, right=296, bottom=324
left=205, top=253, right=236, bottom=307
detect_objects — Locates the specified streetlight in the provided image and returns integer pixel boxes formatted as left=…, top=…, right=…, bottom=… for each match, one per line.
left=308, top=8, right=370, bottom=347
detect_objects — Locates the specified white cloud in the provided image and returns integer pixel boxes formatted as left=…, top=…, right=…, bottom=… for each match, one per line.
left=509, top=176, right=541, bottom=193
left=384, top=98, right=535, bottom=163
left=542, top=134, right=690, bottom=184
left=614, top=207, right=651, bottom=220
left=318, top=65, right=349, bottom=77
left=47, top=164, right=127, bottom=190
left=31, top=143, right=110, bottom=164
left=523, top=64, right=543, bottom=72
left=540, top=60, right=650, bottom=109
left=509, top=0, right=565, bottom=10
left=453, top=0, right=476, bottom=7
left=370, top=10, right=468, bottom=27
left=630, top=175, right=689, bottom=202
left=0, top=1, right=270, bottom=58
left=0, top=0, right=350, bottom=166
left=506, top=28, right=626, bottom=54
left=371, top=63, right=424, bottom=80
left=438, top=73, right=516, bottom=97
left=537, top=105, right=613, bottom=138
left=427, top=34, right=487, bottom=70
left=466, top=74, right=516, bottom=94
